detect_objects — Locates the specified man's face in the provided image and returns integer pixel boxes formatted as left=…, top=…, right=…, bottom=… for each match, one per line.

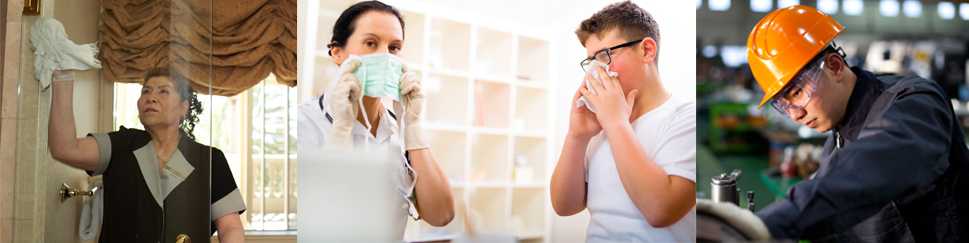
left=582, top=29, right=651, bottom=95
left=779, top=54, right=851, bottom=132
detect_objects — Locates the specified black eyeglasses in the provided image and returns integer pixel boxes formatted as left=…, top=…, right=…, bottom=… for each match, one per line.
left=580, top=39, right=641, bottom=72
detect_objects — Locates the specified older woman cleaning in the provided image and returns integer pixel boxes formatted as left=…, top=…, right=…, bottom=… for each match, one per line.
left=47, top=68, right=246, bottom=243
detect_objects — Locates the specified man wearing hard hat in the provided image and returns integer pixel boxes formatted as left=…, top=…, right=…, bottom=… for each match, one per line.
left=747, top=5, right=969, bottom=242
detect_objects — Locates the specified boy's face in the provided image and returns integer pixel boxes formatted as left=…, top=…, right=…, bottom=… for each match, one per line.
left=582, top=28, right=653, bottom=95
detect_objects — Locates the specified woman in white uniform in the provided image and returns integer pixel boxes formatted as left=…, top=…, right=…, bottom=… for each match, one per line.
left=298, top=0, right=455, bottom=227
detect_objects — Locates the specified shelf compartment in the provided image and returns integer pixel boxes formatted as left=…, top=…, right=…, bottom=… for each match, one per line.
left=511, top=188, right=546, bottom=240
left=512, top=137, right=547, bottom=185
left=516, top=36, right=550, bottom=84
left=424, top=72, right=469, bottom=127
left=470, top=133, right=510, bottom=183
left=467, top=188, right=510, bottom=233
left=428, top=18, right=471, bottom=72
left=472, top=81, right=511, bottom=129
left=474, top=27, right=515, bottom=79
left=426, top=130, right=467, bottom=184
left=513, top=87, right=547, bottom=132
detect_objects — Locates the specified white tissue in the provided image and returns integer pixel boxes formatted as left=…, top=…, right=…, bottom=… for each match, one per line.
left=31, top=17, right=101, bottom=89
left=577, top=61, right=617, bottom=113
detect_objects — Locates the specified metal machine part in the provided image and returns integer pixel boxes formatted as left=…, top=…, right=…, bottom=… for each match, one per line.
left=711, top=169, right=741, bottom=205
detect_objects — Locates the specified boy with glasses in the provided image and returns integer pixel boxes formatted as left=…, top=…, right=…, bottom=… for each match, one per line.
left=550, top=1, right=696, bottom=242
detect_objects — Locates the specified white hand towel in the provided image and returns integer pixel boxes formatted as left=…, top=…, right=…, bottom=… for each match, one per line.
left=78, top=182, right=103, bottom=240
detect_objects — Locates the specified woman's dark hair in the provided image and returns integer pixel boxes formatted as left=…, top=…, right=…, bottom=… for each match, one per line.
left=143, top=67, right=203, bottom=141
left=326, top=0, right=405, bottom=56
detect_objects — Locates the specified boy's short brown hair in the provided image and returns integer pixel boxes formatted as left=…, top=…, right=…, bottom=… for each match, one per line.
left=576, top=1, right=660, bottom=52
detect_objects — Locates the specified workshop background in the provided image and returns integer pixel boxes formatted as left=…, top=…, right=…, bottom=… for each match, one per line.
left=696, top=0, right=969, bottom=210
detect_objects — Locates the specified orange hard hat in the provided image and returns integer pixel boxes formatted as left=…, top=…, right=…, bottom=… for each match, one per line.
left=747, top=5, right=844, bottom=107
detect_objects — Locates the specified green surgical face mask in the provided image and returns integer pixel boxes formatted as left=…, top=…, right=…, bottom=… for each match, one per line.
left=343, top=53, right=403, bottom=101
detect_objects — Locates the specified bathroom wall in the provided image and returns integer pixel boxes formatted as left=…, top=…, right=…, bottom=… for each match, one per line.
left=5, top=0, right=106, bottom=242
left=44, top=1, right=105, bottom=242
left=0, top=0, right=19, bottom=242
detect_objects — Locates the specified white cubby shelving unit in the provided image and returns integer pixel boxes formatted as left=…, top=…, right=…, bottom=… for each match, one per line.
left=314, top=1, right=554, bottom=242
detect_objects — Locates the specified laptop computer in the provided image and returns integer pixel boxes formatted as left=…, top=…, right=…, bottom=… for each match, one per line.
left=298, top=147, right=409, bottom=243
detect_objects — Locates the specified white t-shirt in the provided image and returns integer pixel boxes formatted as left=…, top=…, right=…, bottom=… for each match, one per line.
left=584, top=97, right=696, bottom=242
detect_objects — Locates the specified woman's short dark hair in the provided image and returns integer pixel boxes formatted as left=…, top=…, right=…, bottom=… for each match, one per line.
left=143, top=67, right=203, bottom=141
left=326, top=0, right=405, bottom=56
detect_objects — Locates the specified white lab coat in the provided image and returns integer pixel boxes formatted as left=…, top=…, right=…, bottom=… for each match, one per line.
left=298, top=95, right=405, bottom=150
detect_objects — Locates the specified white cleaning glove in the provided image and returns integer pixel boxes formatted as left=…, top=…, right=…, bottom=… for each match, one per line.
left=399, top=65, right=427, bottom=150
left=31, top=17, right=101, bottom=89
left=324, top=60, right=362, bottom=148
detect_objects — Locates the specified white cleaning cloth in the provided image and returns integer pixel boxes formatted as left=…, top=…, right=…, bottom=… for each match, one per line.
left=31, top=17, right=101, bottom=89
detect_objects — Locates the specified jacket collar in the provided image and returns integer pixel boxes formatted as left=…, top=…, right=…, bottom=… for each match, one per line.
left=833, top=67, right=884, bottom=142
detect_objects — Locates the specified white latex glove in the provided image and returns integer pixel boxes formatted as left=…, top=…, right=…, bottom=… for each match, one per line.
left=323, top=60, right=362, bottom=148
left=696, top=198, right=771, bottom=241
left=52, top=70, right=75, bottom=83
left=399, top=65, right=427, bottom=150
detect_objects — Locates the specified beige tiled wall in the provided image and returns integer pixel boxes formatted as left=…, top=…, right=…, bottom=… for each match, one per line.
left=0, top=0, right=22, bottom=242
left=1, top=0, right=103, bottom=242
left=0, top=117, right=16, bottom=243
left=14, top=16, right=45, bottom=241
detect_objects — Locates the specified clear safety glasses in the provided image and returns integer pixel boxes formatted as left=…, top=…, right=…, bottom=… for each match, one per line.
left=770, top=58, right=826, bottom=116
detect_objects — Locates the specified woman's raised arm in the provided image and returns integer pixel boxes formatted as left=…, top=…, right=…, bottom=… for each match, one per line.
left=48, top=70, right=101, bottom=171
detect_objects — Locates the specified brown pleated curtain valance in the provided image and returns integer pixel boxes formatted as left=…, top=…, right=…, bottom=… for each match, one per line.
left=98, top=0, right=297, bottom=96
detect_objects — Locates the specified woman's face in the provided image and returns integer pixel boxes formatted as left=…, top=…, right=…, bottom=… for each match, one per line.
left=331, top=11, right=404, bottom=65
left=138, top=76, right=189, bottom=129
